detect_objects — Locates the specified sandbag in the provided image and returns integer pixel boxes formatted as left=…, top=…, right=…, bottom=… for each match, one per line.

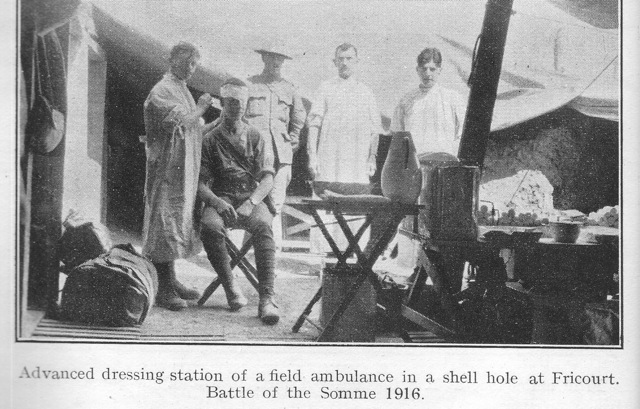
left=60, top=244, right=156, bottom=327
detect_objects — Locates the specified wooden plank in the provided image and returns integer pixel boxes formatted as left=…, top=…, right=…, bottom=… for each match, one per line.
left=33, top=319, right=142, bottom=340
left=32, top=329, right=140, bottom=340
left=282, top=204, right=315, bottom=224
left=285, top=221, right=312, bottom=236
left=140, top=335, right=225, bottom=342
left=400, top=305, right=457, bottom=339
left=37, top=319, right=140, bottom=332
left=405, top=331, right=448, bottom=343
left=281, top=239, right=310, bottom=249
left=224, top=334, right=316, bottom=341
left=19, top=153, right=34, bottom=338
left=33, top=328, right=140, bottom=337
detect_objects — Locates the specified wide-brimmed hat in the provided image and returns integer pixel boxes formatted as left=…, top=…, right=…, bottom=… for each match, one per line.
left=254, top=44, right=292, bottom=60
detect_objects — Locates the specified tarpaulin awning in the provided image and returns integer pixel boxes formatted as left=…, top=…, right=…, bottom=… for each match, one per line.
left=87, top=0, right=619, bottom=129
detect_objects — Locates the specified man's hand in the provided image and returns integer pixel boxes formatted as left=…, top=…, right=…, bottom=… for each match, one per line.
left=308, top=155, right=318, bottom=179
left=213, top=198, right=237, bottom=225
left=236, top=199, right=255, bottom=218
left=197, top=93, right=213, bottom=110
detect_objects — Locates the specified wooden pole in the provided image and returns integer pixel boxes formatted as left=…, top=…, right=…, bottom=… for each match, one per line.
left=457, top=0, right=514, bottom=167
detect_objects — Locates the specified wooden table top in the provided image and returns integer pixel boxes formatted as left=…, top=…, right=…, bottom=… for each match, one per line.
left=300, top=197, right=423, bottom=215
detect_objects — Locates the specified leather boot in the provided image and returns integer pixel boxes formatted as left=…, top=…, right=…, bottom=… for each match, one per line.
left=258, top=295, right=279, bottom=325
left=165, top=261, right=200, bottom=300
left=173, top=280, right=201, bottom=300
left=202, top=228, right=248, bottom=311
left=252, top=220, right=278, bottom=324
left=219, top=271, right=248, bottom=311
left=154, top=262, right=187, bottom=311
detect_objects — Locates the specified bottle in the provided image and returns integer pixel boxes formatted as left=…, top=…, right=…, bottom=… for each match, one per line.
left=380, top=131, right=422, bottom=203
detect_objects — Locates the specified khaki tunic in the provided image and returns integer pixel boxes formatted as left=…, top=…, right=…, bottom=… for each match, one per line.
left=245, top=74, right=306, bottom=165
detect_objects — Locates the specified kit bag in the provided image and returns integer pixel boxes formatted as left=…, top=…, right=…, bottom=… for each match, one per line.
left=60, top=244, right=157, bottom=327
left=58, top=210, right=112, bottom=272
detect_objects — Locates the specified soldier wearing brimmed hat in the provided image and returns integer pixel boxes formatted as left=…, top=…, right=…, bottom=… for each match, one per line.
left=245, top=45, right=307, bottom=248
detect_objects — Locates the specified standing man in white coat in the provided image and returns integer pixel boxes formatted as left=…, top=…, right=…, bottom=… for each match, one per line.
left=142, top=42, right=213, bottom=311
left=307, top=43, right=381, bottom=183
left=391, top=47, right=466, bottom=159
left=306, top=43, right=382, bottom=253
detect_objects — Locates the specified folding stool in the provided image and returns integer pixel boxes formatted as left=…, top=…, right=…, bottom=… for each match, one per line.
left=197, top=233, right=259, bottom=306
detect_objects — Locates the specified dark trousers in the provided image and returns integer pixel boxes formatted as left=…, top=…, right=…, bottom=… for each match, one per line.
left=200, top=202, right=276, bottom=297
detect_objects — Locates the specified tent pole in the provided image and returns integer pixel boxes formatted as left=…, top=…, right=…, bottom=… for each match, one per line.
left=457, top=0, right=514, bottom=167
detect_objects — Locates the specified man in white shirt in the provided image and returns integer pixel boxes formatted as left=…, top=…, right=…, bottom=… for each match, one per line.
left=388, top=47, right=467, bottom=269
left=307, top=43, right=382, bottom=253
left=391, top=47, right=466, bottom=159
left=307, top=43, right=381, bottom=183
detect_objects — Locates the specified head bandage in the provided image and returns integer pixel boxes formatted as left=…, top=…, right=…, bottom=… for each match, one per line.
left=220, top=84, right=249, bottom=102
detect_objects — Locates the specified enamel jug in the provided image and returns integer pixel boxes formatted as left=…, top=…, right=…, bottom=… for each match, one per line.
left=380, top=131, right=422, bottom=203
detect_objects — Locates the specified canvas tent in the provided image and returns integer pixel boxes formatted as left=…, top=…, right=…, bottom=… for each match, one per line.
left=89, top=0, right=618, bottom=128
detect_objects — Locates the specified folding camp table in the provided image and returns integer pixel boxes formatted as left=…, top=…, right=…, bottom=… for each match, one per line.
left=291, top=197, right=422, bottom=341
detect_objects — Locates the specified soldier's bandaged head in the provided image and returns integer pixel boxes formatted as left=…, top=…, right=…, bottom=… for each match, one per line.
left=220, top=80, right=249, bottom=103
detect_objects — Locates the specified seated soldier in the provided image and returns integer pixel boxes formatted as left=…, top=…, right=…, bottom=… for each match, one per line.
left=197, top=78, right=279, bottom=325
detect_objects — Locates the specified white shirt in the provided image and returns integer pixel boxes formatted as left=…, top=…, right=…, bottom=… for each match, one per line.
left=391, top=83, right=466, bottom=157
left=307, top=76, right=381, bottom=183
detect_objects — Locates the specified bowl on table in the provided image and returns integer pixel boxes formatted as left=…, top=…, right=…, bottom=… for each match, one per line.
left=548, top=221, right=582, bottom=243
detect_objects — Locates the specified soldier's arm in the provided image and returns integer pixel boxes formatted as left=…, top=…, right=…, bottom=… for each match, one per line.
left=288, top=89, right=307, bottom=151
left=251, top=132, right=276, bottom=204
left=198, top=140, right=237, bottom=223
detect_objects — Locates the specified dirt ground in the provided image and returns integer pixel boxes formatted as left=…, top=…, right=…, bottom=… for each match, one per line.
left=25, top=228, right=414, bottom=344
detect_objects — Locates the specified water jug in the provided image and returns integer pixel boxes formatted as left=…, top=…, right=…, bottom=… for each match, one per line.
left=380, top=131, right=422, bottom=203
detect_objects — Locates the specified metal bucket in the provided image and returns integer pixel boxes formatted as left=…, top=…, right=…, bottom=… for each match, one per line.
left=320, top=264, right=376, bottom=342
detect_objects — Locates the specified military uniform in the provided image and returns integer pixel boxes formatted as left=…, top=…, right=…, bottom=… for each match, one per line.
left=199, top=121, right=278, bottom=320
left=245, top=74, right=306, bottom=216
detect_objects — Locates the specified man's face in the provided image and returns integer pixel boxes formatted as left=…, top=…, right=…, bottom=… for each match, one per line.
left=333, top=47, right=358, bottom=79
left=416, top=60, right=441, bottom=89
left=222, top=97, right=247, bottom=120
left=171, top=53, right=199, bottom=81
left=262, top=54, right=286, bottom=77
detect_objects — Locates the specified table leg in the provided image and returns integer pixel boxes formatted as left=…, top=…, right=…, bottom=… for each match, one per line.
left=334, top=210, right=371, bottom=263
left=363, top=212, right=406, bottom=270
left=292, top=286, right=322, bottom=333
left=310, top=210, right=344, bottom=262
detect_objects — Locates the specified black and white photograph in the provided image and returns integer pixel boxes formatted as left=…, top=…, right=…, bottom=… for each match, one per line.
left=3, top=0, right=638, bottom=407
